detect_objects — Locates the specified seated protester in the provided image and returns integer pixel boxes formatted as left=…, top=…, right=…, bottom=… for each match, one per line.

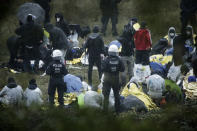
left=15, top=14, right=44, bottom=72
left=0, top=77, right=23, bottom=106
left=24, top=79, right=43, bottom=106
left=146, top=74, right=165, bottom=105
left=45, top=23, right=71, bottom=64
left=134, top=22, right=152, bottom=65
left=102, top=45, right=125, bottom=113
left=165, top=27, right=177, bottom=47
left=55, top=13, right=70, bottom=37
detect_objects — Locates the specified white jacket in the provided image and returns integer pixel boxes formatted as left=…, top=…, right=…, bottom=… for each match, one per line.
left=0, top=84, right=23, bottom=105
left=24, top=87, right=43, bottom=107
left=146, top=74, right=165, bottom=99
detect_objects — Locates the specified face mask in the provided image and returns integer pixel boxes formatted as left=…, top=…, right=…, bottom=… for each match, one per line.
left=169, top=33, right=175, bottom=37
left=56, top=18, right=60, bottom=22
left=186, top=31, right=191, bottom=36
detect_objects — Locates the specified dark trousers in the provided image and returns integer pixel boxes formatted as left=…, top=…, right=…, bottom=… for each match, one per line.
left=102, top=73, right=120, bottom=113
left=181, top=12, right=197, bottom=34
left=88, top=56, right=102, bottom=86
left=135, top=50, right=150, bottom=65
left=48, top=78, right=66, bottom=106
left=101, top=14, right=118, bottom=34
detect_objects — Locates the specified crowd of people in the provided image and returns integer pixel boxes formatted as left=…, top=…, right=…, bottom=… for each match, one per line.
left=0, top=0, right=197, bottom=113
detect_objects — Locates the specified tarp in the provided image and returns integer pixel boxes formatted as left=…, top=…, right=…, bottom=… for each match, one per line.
left=150, top=62, right=167, bottom=78
left=183, top=70, right=197, bottom=101
left=121, top=83, right=158, bottom=111
left=121, top=95, right=148, bottom=112
left=64, top=74, right=83, bottom=93
left=150, top=54, right=173, bottom=65
left=17, top=2, right=45, bottom=24
left=133, top=64, right=151, bottom=83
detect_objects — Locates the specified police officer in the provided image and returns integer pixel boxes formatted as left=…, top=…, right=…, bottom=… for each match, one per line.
left=102, top=44, right=125, bottom=113
left=84, top=25, right=105, bottom=87
left=46, top=50, right=68, bottom=106
left=100, top=0, right=122, bottom=36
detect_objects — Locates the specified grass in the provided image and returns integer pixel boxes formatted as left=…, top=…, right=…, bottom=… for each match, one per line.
left=1, top=0, right=195, bottom=130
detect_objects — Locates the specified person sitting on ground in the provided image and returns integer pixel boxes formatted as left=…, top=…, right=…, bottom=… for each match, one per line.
left=166, top=27, right=177, bottom=47
left=0, top=77, right=23, bottom=106
left=134, top=22, right=152, bottom=65
left=55, top=13, right=70, bottom=37
left=24, top=79, right=43, bottom=106
left=146, top=74, right=165, bottom=106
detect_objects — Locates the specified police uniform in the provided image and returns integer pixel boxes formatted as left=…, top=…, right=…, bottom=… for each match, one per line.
left=46, top=59, right=68, bottom=105
left=102, top=55, right=125, bottom=112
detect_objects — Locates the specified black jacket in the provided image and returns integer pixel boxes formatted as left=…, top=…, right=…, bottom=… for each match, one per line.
left=180, top=0, right=197, bottom=13
left=15, top=21, right=44, bottom=47
left=55, top=13, right=70, bottom=36
left=100, top=0, right=121, bottom=15
left=45, top=24, right=70, bottom=50
left=84, top=33, right=104, bottom=57
left=102, top=56, right=125, bottom=75
left=46, top=60, right=68, bottom=78
left=33, top=0, right=51, bottom=12
left=119, top=24, right=135, bottom=56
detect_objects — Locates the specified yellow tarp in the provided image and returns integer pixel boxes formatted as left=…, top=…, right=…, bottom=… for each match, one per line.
left=66, top=58, right=81, bottom=65
left=121, top=83, right=158, bottom=111
left=183, top=70, right=197, bottom=100
left=55, top=92, right=77, bottom=106
left=150, top=54, right=173, bottom=65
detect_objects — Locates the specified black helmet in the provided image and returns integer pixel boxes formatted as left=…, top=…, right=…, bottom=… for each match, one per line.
left=92, top=25, right=100, bottom=33
left=8, top=77, right=15, bottom=84
left=140, top=21, right=147, bottom=29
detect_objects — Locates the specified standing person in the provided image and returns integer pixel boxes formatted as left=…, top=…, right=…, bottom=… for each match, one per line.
left=33, top=0, right=51, bottom=24
left=102, top=45, right=125, bottom=113
left=24, top=79, right=43, bottom=107
left=46, top=50, right=68, bottom=106
left=180, top=0, right=197, bottom=34
left=45, top=23, right=70, bottom=64
left=100, top=0, right=122, bottom=36
left=55, top=13, right=70, bottom=37
left=84, top=25, right=105, bottom=87
left=0, top=77, right=23, bottom=106
left=134, top=22, right=152, bottom=65
left=118, top=19, right=136, bottom=86
left=15, top=14, right=44, bottom=72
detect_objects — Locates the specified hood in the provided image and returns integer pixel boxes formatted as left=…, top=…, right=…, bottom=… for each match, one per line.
left=55, top=13, right=64, bottom=22
left=7, top=83, right=17, bottom=88
left=89, top=33, right=100, bottom=39
left=168, top=27, right=176, bottom=39
left=28, top=84, right=37, bottom=90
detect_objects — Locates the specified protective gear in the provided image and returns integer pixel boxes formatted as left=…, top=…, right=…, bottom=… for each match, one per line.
left=46, top=59, right=68, bottom=105
left=102, top=55, right=125, bottom=113
left=52, top=50, right=63, bottom=58
left=108, top=44, right=119, bottom=56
